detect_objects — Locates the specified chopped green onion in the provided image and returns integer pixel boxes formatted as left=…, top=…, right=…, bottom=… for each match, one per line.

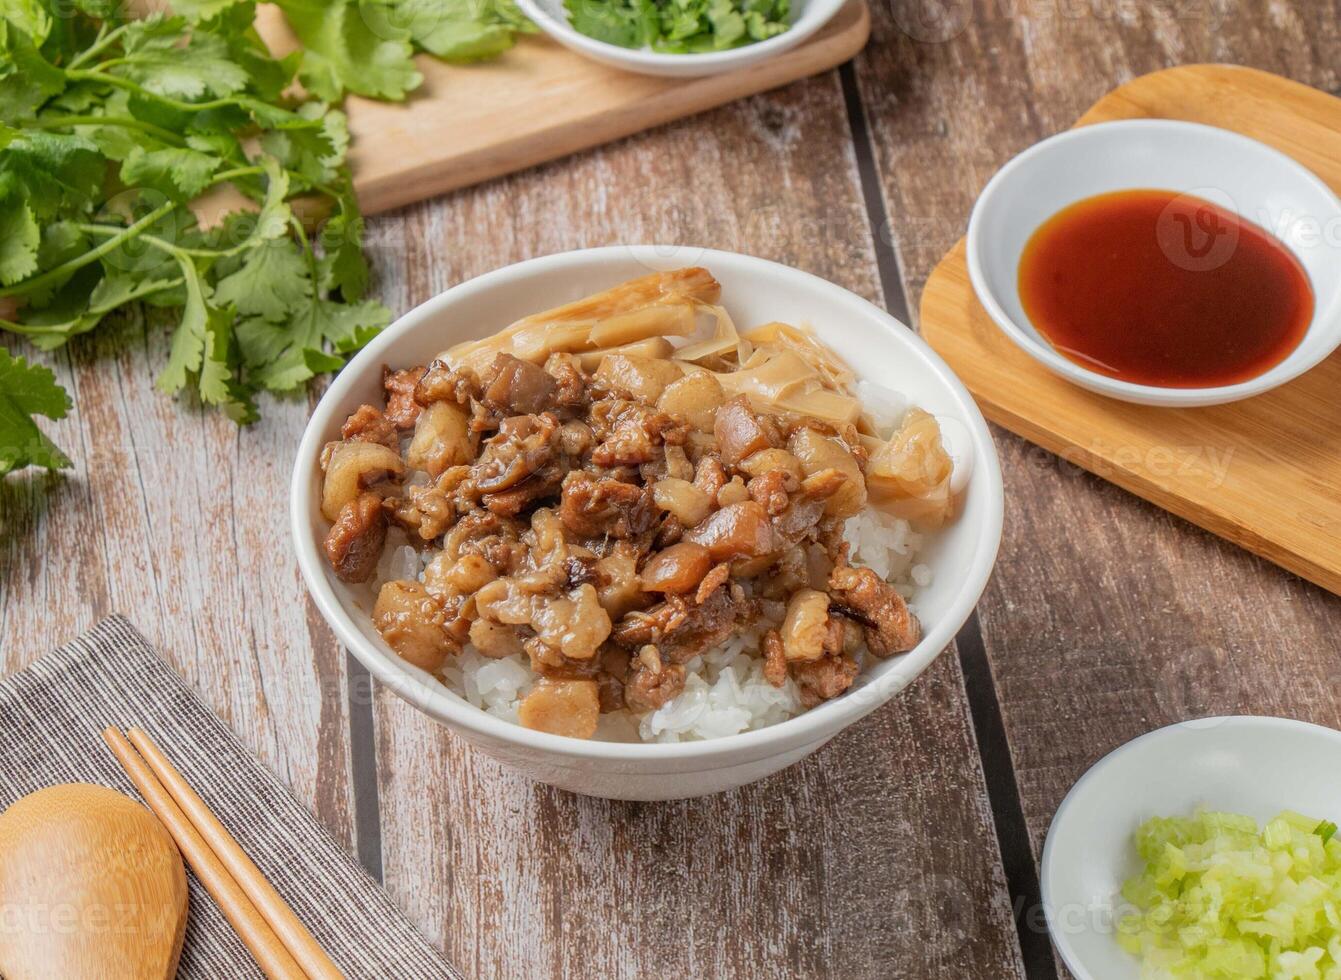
left=1316, top=819, right=1337, bottom=843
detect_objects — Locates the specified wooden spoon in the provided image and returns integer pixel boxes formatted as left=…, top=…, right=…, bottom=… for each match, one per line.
left=0, top=783, right=189, bottom=979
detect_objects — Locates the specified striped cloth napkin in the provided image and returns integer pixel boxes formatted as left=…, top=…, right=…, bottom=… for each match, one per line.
left=0, top=616, right=461, bottom=979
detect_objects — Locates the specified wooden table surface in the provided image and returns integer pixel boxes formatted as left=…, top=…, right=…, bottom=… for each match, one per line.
left=4, top=1, right=1340, bottom=976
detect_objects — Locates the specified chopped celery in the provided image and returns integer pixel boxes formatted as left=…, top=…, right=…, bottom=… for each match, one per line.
left=1118, top=809, right=1341, bottom=979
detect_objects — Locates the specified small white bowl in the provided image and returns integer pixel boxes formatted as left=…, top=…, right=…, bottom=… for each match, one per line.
left=967, top=120, right=1341, bottom=407
left=1041, top=716, right=1341, bottom=980
left=291, top=246, right=1003, bottom=800
left=515, top=0, right=846, bottom=77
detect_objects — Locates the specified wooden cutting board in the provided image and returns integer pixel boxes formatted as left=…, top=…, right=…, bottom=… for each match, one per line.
left=255, top=2, right=870, bottom=216
left=920, top=65, right=1341, bottom=596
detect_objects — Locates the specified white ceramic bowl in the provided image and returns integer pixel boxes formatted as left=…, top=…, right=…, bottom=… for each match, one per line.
left=515, top=0, right=846, bottom=77
left=1041, top=716, right=1341, bottom=979
left=291, top=246, right=1003, bottom=800
left=967, top=119, right=1341, bottom=407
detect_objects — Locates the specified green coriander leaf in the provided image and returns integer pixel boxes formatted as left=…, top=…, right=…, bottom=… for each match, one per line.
left=0, top=347, right=70, bottom=474
left=1316, top=820, right=1337, bottom=844
left=115, top=14, right=252, bottom=100
left=2, top=2, right=385, bottom=433
left=23, top=221, right=89, bottom=306
left=185, top=131, right=246, bottom=164
left=72, top=122, right=142, bottom=161
left=169, top=0, right=252, bottom=21
left=214, top=236, right=310, bottom=320
left=0, top=1, right=50, bottom=44
left=120, top=145, right=222, bottom=201
left=302, top=347, right=345, bottom=374
left=95, top=200, right=200, bottom=286
left=87, top=266, right=183, bottom=312
left=0, top=128, right=104, bottom=221
left=198, top=0, right=303, bottom=101
left=238, top=295, right=388, bottom=391
left=233, top=313, right=292, bottom=371
left=258, top=104, right=348, bottom=190
left=388, top=0, right=534, bottom=61
left=71, top=0, right=121, bottom=17
left=0, top=197, right=39, bottom=285
left=705, top=0, right=745, bottom=47
left=318, top=182, right=368, bottom=300
left=411, top=17, right=514, bottom=60
left=563, top=0, right=788, bottom=50
left=3, top=310, right=105, bottom=351
left=744, top=6, right=786, bottom=39
left=199, top=157, right=291, bottom=259
left=565, top=0, right=641, bottom=47
left=158, top=251, right=230, bottom=397
left=234, top=45, right=303, bottom=103
left=119, top=89, right=198, bottom=135
left=6, top=264, right=105, bottom=350
left=198, top=304, right=243, bottom=409
left=0, top=18, right=65, bottom=124
left=46, top=84, right=104, bottom=115
left=251, top=155, right=293, bottom=240
left=274, top=0, right=422, bottom=101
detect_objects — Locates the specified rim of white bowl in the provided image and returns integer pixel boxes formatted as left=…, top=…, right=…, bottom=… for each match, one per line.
left=514, top=0, right=844, bottom=73
left=291, top=246, right=1004, bottom=761
left=1040, top=714, right=1341, bottom=980
left=966, top=119, right=1341, bottom=407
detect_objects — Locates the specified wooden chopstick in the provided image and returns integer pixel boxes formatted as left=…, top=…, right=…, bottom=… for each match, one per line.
left=101, top=727, right=309, bottom=980
left=125, top=727, right=345, bottom=980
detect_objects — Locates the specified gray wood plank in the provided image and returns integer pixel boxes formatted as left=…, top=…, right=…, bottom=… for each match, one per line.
left=853, top=0, right=1341, bottom=973
left=0, top=314, right=358, bottom=851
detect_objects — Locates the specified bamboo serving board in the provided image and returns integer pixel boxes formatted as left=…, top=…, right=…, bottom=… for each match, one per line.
left=256, top=3, right=870, bottom=215
left=920, top=65, right=1341, bottom=595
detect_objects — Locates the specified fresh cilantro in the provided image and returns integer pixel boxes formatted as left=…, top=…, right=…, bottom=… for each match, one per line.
left=120, top=145, right=222, bottom=201
left=0, top=199, right=39, bottom=285
left=0, top=1, right=383, bottom=433
left=1, top=0, right=533, bottom=485
left=239, top=296, right=390, bottom=392
left=0, top=129, right=105, bottom=220
left=113, top=14, right=252, bottom=100
left=0, top=346, right=70, bottom=475
left=389, top=0, right=538, bottom=61
left=272, top=0, right=422, bottom=102
left=1317, top=820, right=1338, bottom=844
left=0, top=1, right=52, bottom=43
left=268, top=0, right=535, bottom=100
left=214, top=236, right=310, bottom=321
left=564, top=0, right=788, bottom=52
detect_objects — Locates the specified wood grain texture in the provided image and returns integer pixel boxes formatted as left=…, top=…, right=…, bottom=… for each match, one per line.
left=366, top=74, right=1025, bottom=979
left=920, top=67, right=1341, bottom=594
left=6, top=1, right=1338, bottom=977
left=255, top=3, right=870, bottom=215
left=0, top=317, right=359, bottom=856
left=853, top=1, right=1341, bottom=975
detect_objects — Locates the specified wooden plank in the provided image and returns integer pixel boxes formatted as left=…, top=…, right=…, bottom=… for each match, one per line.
left=368, top=74, right=1025, bottom=978
left=255, top=2, right=871, bottom=215
left=853, top=5, right=1341, bottom=977
left=0, top=317, right=359, bottom=853
left=918, top=67, right=1341, bottom=595
left=377, top=655, right=1021, bottom=979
